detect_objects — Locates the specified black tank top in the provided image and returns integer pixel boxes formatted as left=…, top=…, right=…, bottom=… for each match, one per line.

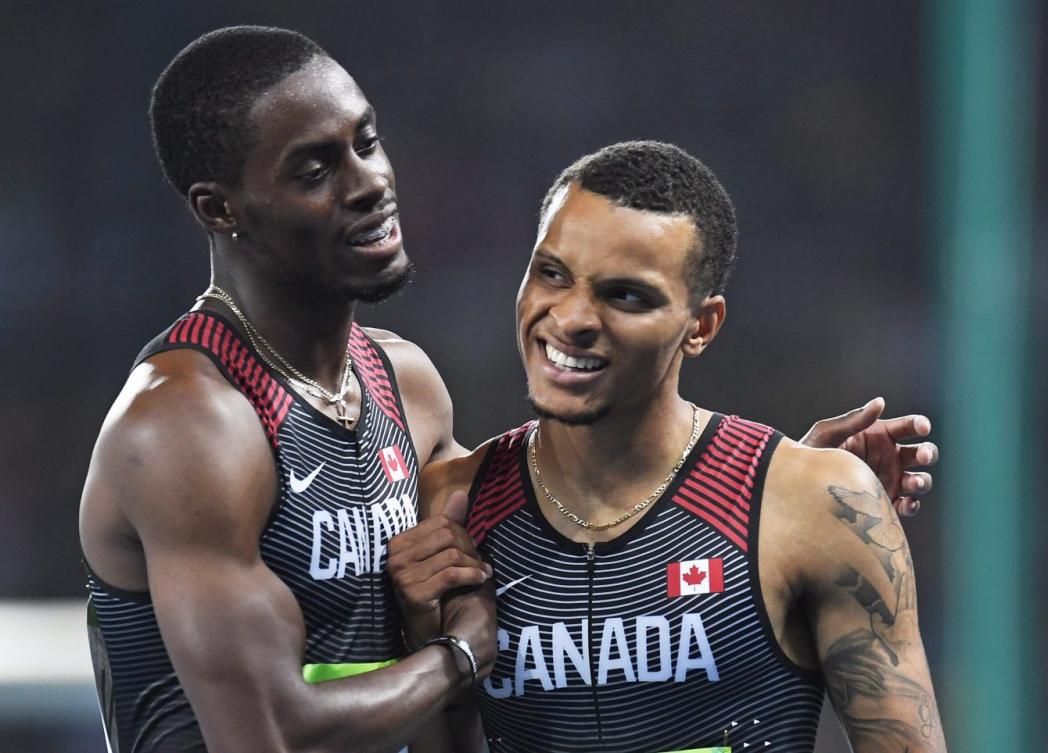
left=466, top=414, right=824, bottom=753
left=85, top=310, right=419, bottom=752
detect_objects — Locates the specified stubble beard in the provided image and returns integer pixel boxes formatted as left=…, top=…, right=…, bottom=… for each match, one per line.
left=266, top=245, right=415, bottom=305
left=526, top=391, right=613, bottom=426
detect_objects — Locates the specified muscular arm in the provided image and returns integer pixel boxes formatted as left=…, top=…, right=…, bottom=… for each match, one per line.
left=85, top=359, right=475, bottom=753
left=795, top=452, right=946, bottom=752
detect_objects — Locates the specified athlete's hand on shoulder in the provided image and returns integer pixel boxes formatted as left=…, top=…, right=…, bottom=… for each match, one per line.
left=388, top=491, right=491, bottom=648
left=800, top=397, right=938, bottom=517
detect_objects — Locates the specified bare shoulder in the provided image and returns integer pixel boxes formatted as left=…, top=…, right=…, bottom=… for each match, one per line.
left=81, top=349, right=277, bottom=563
left=765, top=436, right=903, bottom=590
left=362, top=326, right=458, bottom=465
left=363, top=327, right=442, bottom=392
left=419, top=438, right=498, bottom=518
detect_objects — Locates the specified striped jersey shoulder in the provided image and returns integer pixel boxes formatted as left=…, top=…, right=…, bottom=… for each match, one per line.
left=672, top=414, right=782, bottom=552
left=467, top=421, right=535, bottom=546
left=157, top=310, right=296, bottom=446
left=348, top=324, right=406, bottom=433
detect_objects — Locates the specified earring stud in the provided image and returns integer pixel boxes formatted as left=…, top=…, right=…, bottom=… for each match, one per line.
left=231, top=231, right=239, bottom=242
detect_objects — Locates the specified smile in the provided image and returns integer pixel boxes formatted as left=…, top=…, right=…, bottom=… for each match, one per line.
left=544, top=342, right=607, bottom=372
left=346, top=214, right=397, bottom=246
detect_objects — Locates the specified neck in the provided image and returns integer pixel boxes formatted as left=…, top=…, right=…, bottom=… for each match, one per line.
left=533, top=394, right=706, bottom=524
left=200, top=268, right=357, bottom=390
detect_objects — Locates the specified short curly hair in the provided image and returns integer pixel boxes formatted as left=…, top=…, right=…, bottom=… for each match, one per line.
left=540, top=141, right=737, bottom=305
left=150, top=26, right=326, bottom=196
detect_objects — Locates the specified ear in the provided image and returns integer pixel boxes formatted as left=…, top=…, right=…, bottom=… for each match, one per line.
left=681, top=295, right=726, bottom=358
left=187, top=182, right=238, bottom=237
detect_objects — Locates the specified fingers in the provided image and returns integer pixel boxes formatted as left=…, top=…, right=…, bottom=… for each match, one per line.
left=387, top=498, right=490, bottom=614
left=801, top=397, right=885, bottom=449
left=394, top=513, right=480, bottom=561
left=403, top=546, right=492, bottom=586
left=893, top=496, right=922, bottom=517
left=879, top=414, right=933, bottom=443
left=900, top=471, right=933, bottom=495
left=896, top=442, right=940, bottom=469
left=443, top=490, right=470, bottom=526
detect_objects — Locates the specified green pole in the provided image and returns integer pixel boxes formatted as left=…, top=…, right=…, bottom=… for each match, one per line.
left=928, top=0, right=1039, bottom=750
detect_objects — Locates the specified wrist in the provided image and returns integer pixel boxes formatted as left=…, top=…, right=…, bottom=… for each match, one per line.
left=420, top=634, right=479, bottom=688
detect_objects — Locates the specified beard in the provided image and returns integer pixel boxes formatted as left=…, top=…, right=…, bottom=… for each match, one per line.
left=526, top=391, right=613, bottom=426
left=341, top=259, right=414, bottom=304
left=269, top=252, right=415, bottom=305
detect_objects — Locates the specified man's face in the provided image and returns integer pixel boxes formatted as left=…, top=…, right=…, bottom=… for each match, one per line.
left=228, top=56, right=409, bottom=302
left=516, top=184, right=703, bottom=425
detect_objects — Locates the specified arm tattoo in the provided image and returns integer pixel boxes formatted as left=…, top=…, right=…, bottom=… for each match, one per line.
left=823, top=485, right=943, bottom=751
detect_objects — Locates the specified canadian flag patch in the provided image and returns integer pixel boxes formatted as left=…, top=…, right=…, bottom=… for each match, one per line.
left=378, top=445, right=409, bottom=483
left=667, top=558, right=724, bottom=597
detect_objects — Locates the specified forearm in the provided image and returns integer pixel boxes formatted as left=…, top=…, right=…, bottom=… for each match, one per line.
left=279, top=645, right=471, bottom=753
left=445, top=693, right=487, bottom=753
left=825, top=630, right=946, bottom=752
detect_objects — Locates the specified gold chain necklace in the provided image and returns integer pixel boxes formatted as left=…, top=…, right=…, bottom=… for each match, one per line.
left=528, top=404, right=701, bottom=530
left=197, top=285, right=358, bottom=429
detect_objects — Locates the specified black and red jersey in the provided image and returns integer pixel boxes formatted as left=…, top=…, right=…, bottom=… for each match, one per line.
left=466, top=414, right=824, bottom=753
left=85, top=309, right=419, bottom=752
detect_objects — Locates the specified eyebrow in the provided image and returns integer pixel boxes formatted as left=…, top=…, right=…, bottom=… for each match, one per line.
left=533, top=248, right=566, bottom=266
left=282, top=107, right=377, bottom=163
left=534, top=249, right=664, bottom=291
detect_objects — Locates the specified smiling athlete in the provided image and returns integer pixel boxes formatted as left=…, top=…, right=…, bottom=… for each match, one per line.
left=397, top=142, right=946, bottom=753
left=79, top=26, right=937, bottom=753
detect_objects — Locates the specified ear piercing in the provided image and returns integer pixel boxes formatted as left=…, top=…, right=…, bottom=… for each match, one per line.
left=231, top=231, right=239, bottom=242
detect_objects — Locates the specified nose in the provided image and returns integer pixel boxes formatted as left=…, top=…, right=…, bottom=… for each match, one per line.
left=340, top=153, right=391, bottom=213
left=549, top=285, right=601, bottom=344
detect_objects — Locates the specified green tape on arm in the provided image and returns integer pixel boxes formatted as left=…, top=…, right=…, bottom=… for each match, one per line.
left=302, top=659, right=400, bottom=683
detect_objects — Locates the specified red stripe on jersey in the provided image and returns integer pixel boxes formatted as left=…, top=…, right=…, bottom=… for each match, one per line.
left=170, top=312, right=293, bottom=449
left=348, top=324, right=405, bottom=432
left=200, top=316, right=214, bottom=349
left=675, top=484, right=748, bottom=536
left=467, top=424, right=532, bottom=545
left=673, top=497, right=748, bottom=551
left=672, top=415, right=775, bottom=553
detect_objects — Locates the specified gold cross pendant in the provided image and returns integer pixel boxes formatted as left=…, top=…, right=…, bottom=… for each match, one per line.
left=335, top=400, right=356, bottom=430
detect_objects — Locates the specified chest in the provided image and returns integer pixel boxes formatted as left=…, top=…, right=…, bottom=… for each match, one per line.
left=262, top=402, right=420, bottom=597
left=480, top=507, right=757, bottom=700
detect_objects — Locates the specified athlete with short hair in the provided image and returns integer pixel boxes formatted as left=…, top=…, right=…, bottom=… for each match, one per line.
left=80, top=27, right=495, bottom=753
left=80, top=26, right=937, bottom=753
left=397, top=142, right=946, bottom=753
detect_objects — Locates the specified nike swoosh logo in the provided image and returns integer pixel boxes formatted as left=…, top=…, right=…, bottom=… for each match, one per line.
left=495, top=575, right=531, bottom=597
left=289, top=462, right=326, bottom=494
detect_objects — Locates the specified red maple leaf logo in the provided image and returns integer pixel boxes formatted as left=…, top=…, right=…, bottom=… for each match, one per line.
left=682, top=564, right=706, bottom=586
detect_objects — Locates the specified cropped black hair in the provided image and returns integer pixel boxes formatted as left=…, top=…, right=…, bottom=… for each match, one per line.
left=150, top=25, right=327, bottom=196
left=540, top=141, right=737, bottom=303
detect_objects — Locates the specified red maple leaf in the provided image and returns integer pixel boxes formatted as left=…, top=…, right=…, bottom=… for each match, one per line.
left=682, top=564, right=706, bottom=586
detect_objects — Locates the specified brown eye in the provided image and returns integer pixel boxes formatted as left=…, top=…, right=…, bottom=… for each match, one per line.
left=608, top=287, right=653, bottom=309
left=298, top=160, right=330, bottom=183
left=356, top=134, right=383, bottom=156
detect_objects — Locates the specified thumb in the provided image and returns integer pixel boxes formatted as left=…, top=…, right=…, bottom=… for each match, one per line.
left=805, top=397, right=885, bottom=448
left=443, top=489, right=470, bottom=526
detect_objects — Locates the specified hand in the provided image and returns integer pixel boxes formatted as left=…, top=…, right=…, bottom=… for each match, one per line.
left=442, top=581, right=498, bottom=681
left=387, top=491, right=491, bottom=648
left=800, top=397, right=939, bottom=516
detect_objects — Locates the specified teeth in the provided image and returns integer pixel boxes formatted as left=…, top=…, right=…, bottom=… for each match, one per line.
left=348, top=215, right=395, bottom=245
left=544, top=342, right=606, bottom=371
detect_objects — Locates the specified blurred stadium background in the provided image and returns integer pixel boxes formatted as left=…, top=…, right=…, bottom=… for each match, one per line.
left=1, top=2, right=1043, bottom=751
